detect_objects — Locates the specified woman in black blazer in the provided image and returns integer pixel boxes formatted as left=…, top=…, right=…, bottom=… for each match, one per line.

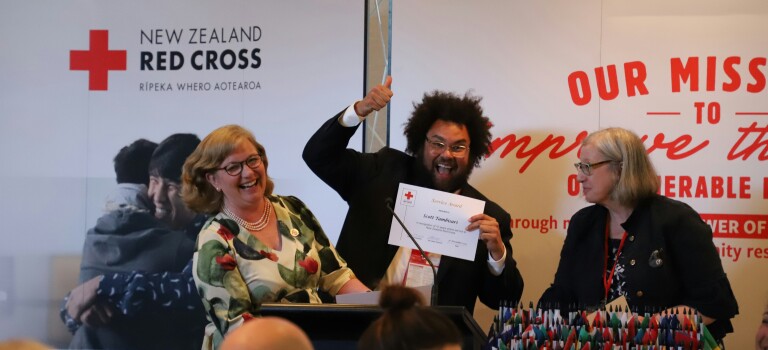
left=539, top=127, right=738, bottom=342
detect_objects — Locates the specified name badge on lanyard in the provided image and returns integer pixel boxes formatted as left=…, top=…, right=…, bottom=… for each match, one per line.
left=403, top=249, right=440, bottom=287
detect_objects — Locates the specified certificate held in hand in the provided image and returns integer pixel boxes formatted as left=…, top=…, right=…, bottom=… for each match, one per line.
left=387, top=183, right=485, bottom=261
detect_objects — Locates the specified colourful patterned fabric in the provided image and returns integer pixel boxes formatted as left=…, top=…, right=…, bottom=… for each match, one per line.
left=193, top=195, right=355, bottom=349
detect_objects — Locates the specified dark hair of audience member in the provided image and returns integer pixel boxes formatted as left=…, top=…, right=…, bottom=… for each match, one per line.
left=148, top=133, right=200, bottom=183
left=113, top=138, right=157, bottom=185
left=358, top=285, right=462, bottom=350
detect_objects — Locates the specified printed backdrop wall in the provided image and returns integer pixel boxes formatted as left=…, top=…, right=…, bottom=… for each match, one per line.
left=391, top=0, right=767, bottom=347
left=0, top=1, right=363, bottom=344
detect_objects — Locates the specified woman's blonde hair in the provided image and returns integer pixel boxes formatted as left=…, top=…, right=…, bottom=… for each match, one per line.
left=182, top=125, right=274, bottom=214
left=583, top=127, right=659, bottom=207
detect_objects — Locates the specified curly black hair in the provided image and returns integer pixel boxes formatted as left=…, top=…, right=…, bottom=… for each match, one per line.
left=403, top=90, right=491, bottom=168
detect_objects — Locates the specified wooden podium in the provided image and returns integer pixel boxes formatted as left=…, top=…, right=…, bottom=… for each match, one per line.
left=260, top=303, right=486, bottom=350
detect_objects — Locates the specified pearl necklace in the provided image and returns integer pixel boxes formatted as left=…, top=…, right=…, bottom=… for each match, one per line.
left=223, top=200, right=272, bottom=231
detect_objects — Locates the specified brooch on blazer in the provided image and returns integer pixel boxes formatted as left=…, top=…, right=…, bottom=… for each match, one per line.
left=648, top=248, right=664, bottom=268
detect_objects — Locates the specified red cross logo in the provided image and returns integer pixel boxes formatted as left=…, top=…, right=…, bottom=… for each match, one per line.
left=70, top=30, right=127, bottom=91
left=404, top=191, right=414, bottom=200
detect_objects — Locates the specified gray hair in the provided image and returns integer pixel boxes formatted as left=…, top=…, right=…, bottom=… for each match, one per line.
left=583, top=127, right=659, bottom=207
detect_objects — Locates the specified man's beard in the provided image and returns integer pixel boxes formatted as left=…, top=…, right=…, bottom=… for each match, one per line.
left=415, top=153, right=472, bottom=193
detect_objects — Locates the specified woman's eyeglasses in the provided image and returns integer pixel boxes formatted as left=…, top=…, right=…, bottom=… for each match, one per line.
left=217, top=155, right=262, bottom=176
left=573, top=160, right=612, bottom=176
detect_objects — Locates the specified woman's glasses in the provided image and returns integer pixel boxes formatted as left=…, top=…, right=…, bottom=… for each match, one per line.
left=573, top=160, right=612, bottom=176
left=217, top=155, right=262, bottom=176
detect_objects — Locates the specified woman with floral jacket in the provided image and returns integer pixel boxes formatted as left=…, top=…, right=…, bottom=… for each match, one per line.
left=182, top=125, right=369, bottom=349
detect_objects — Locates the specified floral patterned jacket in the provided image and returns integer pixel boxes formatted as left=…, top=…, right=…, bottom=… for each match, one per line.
left=192, top=195, right=355, bottom=349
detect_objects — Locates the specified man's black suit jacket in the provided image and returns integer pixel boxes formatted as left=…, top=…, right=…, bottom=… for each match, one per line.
left=303, top=111, right=524, bottom=313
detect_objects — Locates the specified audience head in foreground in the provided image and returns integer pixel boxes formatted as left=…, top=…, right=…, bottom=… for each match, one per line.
left=757, top=302, right=768, bottom=350
left=359, top=285, right=461, bottom=350
left=0, top=339, right=51, bottom=350
left=221, top=316, right=313, bottom=350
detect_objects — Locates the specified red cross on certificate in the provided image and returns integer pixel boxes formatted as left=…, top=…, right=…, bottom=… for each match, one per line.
left=404, top=191, right=414, bottom=200
left=70, top=30, right=127, bottom=91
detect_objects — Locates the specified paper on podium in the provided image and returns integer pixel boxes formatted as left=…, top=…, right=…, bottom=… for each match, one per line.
left=335, top=284, right=433, bottom=306
left=335, top=290, right=380, bottom=305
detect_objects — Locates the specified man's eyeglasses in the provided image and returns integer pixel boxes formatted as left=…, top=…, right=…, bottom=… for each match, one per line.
left=426, top=139, right=469, bottom=158
left=574, top=160, right=613, bottom=176
left=217, top=155, right=262, bottom=176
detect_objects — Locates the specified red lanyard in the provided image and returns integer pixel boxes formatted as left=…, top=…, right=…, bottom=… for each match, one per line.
left=603, top=222, right=628, bottom=301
